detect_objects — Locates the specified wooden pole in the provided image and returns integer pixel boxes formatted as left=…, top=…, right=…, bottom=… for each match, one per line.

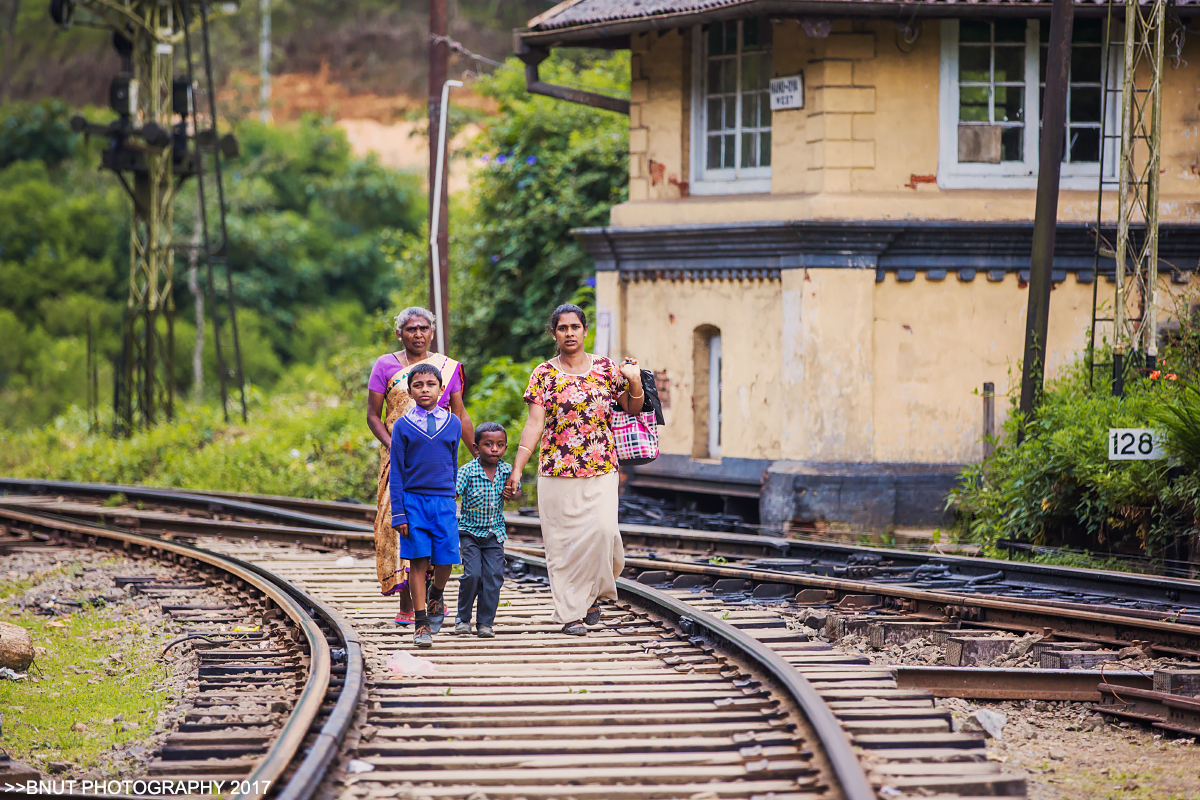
left=1018, top=0, right=1074, bottom=426
left=428, top=0, right=450, bottom=353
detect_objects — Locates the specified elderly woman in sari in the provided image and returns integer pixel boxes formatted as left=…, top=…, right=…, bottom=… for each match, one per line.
left=367, top=306, right=475, bottom=623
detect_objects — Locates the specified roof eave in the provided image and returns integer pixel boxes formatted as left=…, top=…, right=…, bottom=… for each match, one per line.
left=519, top=0, right=1196, bottom=49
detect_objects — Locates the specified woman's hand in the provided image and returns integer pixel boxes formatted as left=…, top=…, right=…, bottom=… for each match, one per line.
left=619, top=357, right=641, bottom=383
left=503, top=475, right=521, bottom=500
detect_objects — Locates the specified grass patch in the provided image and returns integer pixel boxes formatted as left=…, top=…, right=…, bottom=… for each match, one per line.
left=0, top=605, right=172, bottom=774
left=0, top=563, right=75, bottom=602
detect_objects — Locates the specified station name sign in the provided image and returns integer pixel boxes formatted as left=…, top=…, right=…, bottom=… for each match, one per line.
left=769, top=74, right=804, bottom=111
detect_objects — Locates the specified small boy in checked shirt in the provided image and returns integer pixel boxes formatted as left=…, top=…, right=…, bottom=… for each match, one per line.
left=455, top=422, right=520, bottom=638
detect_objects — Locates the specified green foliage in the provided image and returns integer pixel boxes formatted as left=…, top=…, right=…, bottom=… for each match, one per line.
left=0, top=108, right=422, bottom=429
left=452, top=53, right=629, bottom=369
left=0, top=100, right=81, bottom=169
left=951, top=363, right=1175, bottom=554
left=1152, top=382, right=1200, bottom=472
left=0, top=387, right=380, bottom=503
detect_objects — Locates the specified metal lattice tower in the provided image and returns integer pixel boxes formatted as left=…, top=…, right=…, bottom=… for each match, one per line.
left=59, top=0, right=245, bottom=430
left=1113, top=0, right=1167, bottom=381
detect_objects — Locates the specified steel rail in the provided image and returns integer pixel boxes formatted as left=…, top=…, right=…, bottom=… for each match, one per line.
left=0, top=507, right=337, bottom=800
left=513, top=551, right=877, bottom=800
left=0, top=477, right=370, bottom=532
left=505, top=543, right=1200, bottom=656
left=9, top=478, right=1200, bottom=609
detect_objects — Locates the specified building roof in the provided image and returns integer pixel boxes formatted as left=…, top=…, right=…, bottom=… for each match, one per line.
left=521, top=0, right=1189, bottom=48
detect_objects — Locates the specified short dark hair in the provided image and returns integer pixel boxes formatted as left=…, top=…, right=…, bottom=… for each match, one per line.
left=548, top=303, right=587, bottom=335
left=474, top=421, right=507, bottom=444
left=407, top=363, right=443, bottom=388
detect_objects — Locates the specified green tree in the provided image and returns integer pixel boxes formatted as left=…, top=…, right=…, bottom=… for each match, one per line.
left=451, top=53, right=629, bottom=370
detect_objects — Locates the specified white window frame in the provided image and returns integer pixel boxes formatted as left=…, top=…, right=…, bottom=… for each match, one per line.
left=689, top=24, right=773, bottom=196
left=938, top=19, right=1120, bottom=190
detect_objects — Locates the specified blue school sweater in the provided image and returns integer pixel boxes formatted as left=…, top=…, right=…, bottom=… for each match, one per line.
left=389, top=406, right=461, bottom=528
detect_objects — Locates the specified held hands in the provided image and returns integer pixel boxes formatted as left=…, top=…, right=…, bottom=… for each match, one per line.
left=503, top=475, right=522, bottom=501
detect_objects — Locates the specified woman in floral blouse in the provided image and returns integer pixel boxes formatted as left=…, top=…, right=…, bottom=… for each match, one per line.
left=506, top=303, right=644, bottom=635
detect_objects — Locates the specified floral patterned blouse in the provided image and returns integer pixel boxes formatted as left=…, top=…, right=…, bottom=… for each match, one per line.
left=523, top=356, right=629, bottom=478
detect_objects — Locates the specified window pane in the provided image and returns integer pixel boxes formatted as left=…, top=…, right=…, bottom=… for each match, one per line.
left=760, top=131, right=771, bottom=167
left=721, top=60, right=737, bottom=93
left=961, top=20, right=990, bottom=43
left=743, top=17, right=759, bottom=50
left=1070, top=86, right=1101, bottom=122
left=1039, top=45, right=1048, bottom=83
left=959, top=47, right=991, bottom=82
left=760, top=101, right=772, bottom=129
left=707, top=135, right=723, bottom=170
left=723, top=134, right=735, bottom=169
left=994, top=46, right=1025, bottom=83
left=996, top=86, right=1023, bottom=122
left=1071, top=47, right=1102, bottom=83
left=707, top=61, right=723, bottom=95
left=1069, top=126, right=1100, bottom=162
left=1074, top=19, right=1103, bottom=44
left=724, top=21, right=737, bottom=56
left=741, top=132, right=757, bottom=168
left=742, top=93, right=758, bottom=128
left=1001, top=126, right=1023, bottom=161
left=707, top=98, right=724, bottom=132
left=724, top=97, right=736, bottom=129
left=708, top=23, right=724, bottom=56
left=742, top=54, right=760, bottom=91
left=995, top=20, right=1025, bottom=43
left=960, top=86, right=990, bottom=122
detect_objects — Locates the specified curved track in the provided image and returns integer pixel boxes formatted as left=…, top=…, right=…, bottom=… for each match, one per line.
left=10, top=479, right=1200, bottom=797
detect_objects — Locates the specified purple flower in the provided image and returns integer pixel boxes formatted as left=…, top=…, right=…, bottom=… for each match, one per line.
left=526, top=156, right=537, bottom=165
left=496, top=154, right=508, bottom=165
left=480, top=154, right=491, bottom=163
left=491, top=255, right=500, bottom=263
left=586, top=276, right=596, bottom=288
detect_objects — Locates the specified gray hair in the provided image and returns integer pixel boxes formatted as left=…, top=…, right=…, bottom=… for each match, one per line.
left=394, top=306, right=435, bottom=333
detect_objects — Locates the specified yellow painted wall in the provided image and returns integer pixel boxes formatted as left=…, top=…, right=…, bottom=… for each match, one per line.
left=619, top=22, right=1200, bottom=226
left=618, top=272, right=1185, bottom=465
left=616, top=277, right=783, bottom=462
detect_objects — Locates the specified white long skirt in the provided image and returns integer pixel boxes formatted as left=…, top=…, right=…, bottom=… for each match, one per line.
left=537, top=471, right=625, bottom=624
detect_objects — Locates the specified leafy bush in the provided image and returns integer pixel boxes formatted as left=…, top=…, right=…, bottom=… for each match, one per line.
left=952, top=362, right=1176, bottom=555
left=0, top=389, right=380, bottom=503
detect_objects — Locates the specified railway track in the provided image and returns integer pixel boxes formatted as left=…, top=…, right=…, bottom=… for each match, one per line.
left=7, top=479, right=1200, bottom=797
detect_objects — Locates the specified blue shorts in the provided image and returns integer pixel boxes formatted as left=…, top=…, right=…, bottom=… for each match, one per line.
left=398, top=492, right=460, bottom=565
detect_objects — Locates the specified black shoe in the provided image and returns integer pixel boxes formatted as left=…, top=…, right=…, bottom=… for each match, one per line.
left=584, top=605, right=601, bottom=626
left=562, top=621, right=587, bottom=636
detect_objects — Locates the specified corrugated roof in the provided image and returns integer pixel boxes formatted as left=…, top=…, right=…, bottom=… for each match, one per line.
left=528, top=0, right=1175, bottom=36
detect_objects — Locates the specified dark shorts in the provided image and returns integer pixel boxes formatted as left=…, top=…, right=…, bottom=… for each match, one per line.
left=398, top=493, right=460, bottom=565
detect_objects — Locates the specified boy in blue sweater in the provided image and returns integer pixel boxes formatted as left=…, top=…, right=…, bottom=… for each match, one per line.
left=390, top=363, right=462, bottom=648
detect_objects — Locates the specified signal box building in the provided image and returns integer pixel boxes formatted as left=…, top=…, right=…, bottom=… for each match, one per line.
left=516, top=1, right=1200, bottom=532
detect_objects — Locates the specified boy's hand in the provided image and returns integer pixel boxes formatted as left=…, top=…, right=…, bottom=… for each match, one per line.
left=396, top=523, right=410, bottom=539
left=503, top=476, right=520, bottom=500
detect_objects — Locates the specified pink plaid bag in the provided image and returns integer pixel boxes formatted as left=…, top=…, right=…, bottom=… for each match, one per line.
left=611, top=409, right=660, bottom=466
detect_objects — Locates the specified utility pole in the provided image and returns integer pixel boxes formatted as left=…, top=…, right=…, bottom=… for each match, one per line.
left=428, top=0, right=451, bottom=353
left=1018, top=0, right=1074, bottom=424
left=260, top=0, right=271, bottom=123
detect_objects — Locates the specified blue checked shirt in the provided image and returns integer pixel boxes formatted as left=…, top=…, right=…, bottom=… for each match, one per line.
left=456, top=458, right=514, bottom=541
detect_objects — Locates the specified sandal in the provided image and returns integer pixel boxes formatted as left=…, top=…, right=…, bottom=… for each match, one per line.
left=561, top=621, right=588, bottom=636
left=584, top=605, right=601, bottom=626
